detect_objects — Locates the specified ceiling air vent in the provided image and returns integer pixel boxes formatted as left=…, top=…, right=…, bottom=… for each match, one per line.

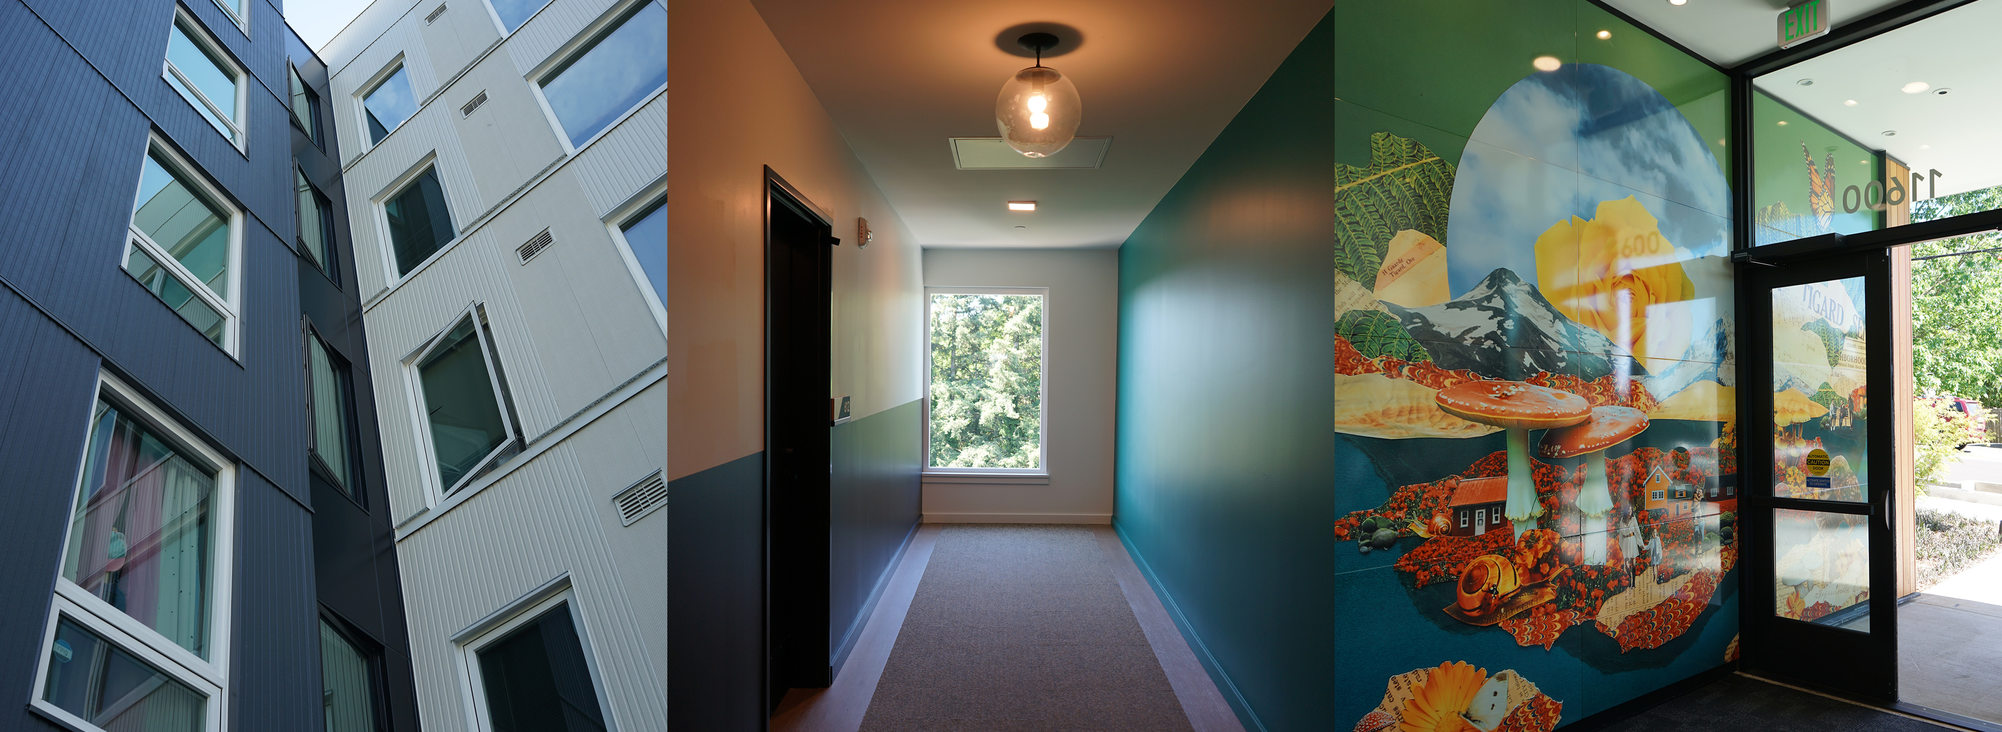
left=460, top=91, right=488, bottom=117
left=425, top=4, right=447, bottom=24
left=950, top=136, right=1111, bottom=170
left=516, top=229, right=553, bottom=264
left=614, top=470, right=666, bottom=526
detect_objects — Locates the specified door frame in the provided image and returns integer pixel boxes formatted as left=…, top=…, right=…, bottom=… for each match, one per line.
left=762, top=166, right=837, bottom=711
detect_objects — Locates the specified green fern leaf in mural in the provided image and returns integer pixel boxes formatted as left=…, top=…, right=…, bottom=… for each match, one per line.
left=1801, top=319, right=1846, bottom=368
left=1809, top=381, right=1843, bottom=408
left=1335, top=132, right=1455, bottom=290
left=1338, top=309, right=1432, bottom=364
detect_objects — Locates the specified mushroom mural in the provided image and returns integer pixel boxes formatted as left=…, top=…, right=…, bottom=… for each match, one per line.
left=1435, top=381, right=1592, bottom=538
left=1538, top=406, right=1649, bottom=564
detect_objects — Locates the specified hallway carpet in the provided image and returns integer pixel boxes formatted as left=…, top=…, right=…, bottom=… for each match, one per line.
left=1609, top=674, right=1948, bottom=731
left=858, top=525, right=1194, bottom=731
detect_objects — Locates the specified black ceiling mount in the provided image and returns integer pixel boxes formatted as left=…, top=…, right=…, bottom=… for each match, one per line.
left=995, top=23, right=1082, bottom=61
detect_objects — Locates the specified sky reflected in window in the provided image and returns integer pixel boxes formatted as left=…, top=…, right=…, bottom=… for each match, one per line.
left=489, top=0, right=551, bottom=32
left=622, top=200, right=665, bottom=306
left=541, top=2, right=665, bottom=148
left=364, top=66, right=417, bottom=144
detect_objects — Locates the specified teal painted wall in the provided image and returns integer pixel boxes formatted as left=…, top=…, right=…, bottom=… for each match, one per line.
left=1114, top=13, right=1337, bottom=732
left=1120, top=3, right=1741, bottom=729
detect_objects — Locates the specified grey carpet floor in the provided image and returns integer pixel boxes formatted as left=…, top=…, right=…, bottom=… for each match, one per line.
left=859, top=525, right=1193, bottom=731
left=1610, top=675, right=1944, bottom=731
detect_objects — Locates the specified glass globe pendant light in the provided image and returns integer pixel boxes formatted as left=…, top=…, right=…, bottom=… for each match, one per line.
left=995, top=33, right=1080, bottom=158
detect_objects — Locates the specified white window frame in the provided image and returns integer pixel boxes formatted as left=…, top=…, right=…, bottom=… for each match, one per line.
left=1459, top=512, right=1469, bottom=528
left=124, top=134, right=243, bottom=356
left=606, top=178, right=666, bottom=332
left=210, top=0, right=248, bottom=36
left=524, top=0, right=667, bottom=155
left=373, top=155, right=458, bottom=284
left=163, top=7, right=247, bottom=152
left=30, top=372, right=235, bottom=732
left=921, top=286, right=1050, bottom=478
left=476, top=0, right=555, bottom=37
left=404, top=303, right=519, bottom=505
left=356, top=57, right=415, bottom=150
left=453, top=580, right=617, bottom=732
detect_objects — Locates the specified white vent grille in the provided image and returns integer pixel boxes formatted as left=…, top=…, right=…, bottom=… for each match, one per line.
left=614, top=471, right=666, bottom=526
left=460, top=91, right=488, bottom=117
left=516, top=229, right=553, bottom=264
left=425, top=4, right=447, bottom=23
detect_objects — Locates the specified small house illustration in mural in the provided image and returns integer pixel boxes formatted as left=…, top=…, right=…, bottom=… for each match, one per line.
left=1703, top=472, right=1738, bottom=502
left=1449, top=476, right=1507, bottom=537
left=1641, top=466, right=1697, bottom=520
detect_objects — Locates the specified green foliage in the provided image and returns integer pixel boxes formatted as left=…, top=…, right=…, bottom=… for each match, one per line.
left=1914, top=508, right=2002, bottom=590
left=1912, top=185, right=2002, bottom=407
left=1912, top=398, right=1978, bottom=492
left=1335, top=132, right=1454, bottom=290
left=928, top=294, right=1043, bottom=469
left=1337, top=310, right=1431, bottom=363
left=1799, top=320, right=1846, bottom=369
left=1807, top=382, right=1841, bottom=408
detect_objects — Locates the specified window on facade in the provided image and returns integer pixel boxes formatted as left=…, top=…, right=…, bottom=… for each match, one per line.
left=40, top=617, right=209, bottom=732
left=415, top=310, right=518, bottom=495
left=289, top=65, right=323, bottom=145
left=212, top=0, right=247, bottom=29
left=320, top=620, right=380, bottom=732
left=473, top=602, right=607, bottom=732
left=362, top=64, right=417, bottom=144
left=309, top=334, right=356, bottom=493
left=164, top=12, right=244, bottom=146
left=618, top=198, right=665, bottom=309
left=488, top=0, right=552, bottom=32
left=127, top=142, right=237, bottom=350
left=386, top=167, right=455, bottom=275
left=296, top=167, right=335, bottom=277
left=926, top=291, right=1045, bottom=470
left=538, top=1, right=666, bottom=148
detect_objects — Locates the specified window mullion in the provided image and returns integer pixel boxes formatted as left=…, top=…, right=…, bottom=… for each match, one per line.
left=127, top=228, right=236, bottom=318
left=53, top=584, right=226, bottom=688
left=164, top=61, right=242, bottom=139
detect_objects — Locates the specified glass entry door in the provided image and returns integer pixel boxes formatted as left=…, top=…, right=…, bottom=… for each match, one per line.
left=1741, top=251, right=1897, bottom=701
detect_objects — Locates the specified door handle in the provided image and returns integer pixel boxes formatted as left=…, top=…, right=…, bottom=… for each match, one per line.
left=1881, top=487, right=1891, bottom=531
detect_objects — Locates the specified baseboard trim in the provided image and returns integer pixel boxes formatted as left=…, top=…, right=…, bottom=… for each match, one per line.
left=830, top=517, right=920, bottom=677
left=1114, top=523, right=1268, bottom=732
left=922, top=512, right=1112, bottom=524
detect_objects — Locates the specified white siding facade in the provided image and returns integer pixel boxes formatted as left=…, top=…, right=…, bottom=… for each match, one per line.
left=325, top=1, right=666, bottom=729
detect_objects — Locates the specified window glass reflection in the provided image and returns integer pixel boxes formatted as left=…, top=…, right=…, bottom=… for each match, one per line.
left=364, top=67, right=417, bottom=144
left=622, top=200, right=665, bottom=305
left=540, top=2, right=666, bottom=148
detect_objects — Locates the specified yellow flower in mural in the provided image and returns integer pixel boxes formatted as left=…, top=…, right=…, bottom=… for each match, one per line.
left=1534, top=197, right=1696, bottom=362
left=1399, top=661, right=1486, bottom=732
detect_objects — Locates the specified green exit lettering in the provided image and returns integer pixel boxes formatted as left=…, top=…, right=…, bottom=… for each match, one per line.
left=1779, top=0, right=1829, bottom=48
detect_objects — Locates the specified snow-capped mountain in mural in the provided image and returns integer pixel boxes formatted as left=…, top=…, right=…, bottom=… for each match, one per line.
left=1646, top=318, right=1735, bottom=398
left=1382, top=268, right=1640, bottom=381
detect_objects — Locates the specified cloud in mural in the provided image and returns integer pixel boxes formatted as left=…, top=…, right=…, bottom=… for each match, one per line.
left=1447, top=64, right=1731, bottom=297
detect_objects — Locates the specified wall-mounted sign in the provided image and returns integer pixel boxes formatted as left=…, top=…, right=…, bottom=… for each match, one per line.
left=1779, top=0, right=1830, bottom=49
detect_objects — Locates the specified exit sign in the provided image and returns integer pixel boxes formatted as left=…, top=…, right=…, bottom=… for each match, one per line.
left=1779, top=0, right=1830, bottom=49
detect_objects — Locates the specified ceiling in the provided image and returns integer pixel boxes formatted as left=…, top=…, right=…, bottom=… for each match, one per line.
left=1600, top=0, right=1908, bottom=67
left=1751, top=0, right=2002, bottom=197
left=751, top=0, right=1334, bottom=249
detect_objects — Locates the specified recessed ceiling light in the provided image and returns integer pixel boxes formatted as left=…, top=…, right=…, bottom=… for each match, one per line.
left=1007, top=201, right=1037, bottom=212
left=1796, top=78, right=1814, bottom=86
left=1921, top=144, right=1932, bottom=150
left=1882, top=130, right=1897, bottom=137
left=1532, top=56, right=1562, bottom=72
left=1014, top=225, right=1028, bottom=229
left=1934, top=88, right=1952, bottom=96
left=1596, top=30, right=1612, bottom=40
left=1777, top=120, right=1789, bottom=126
left=1843, top=99, right=1858, bottom=106
left=1668, top=0, right=1686, bottom=6
left=1902, top=81, right=1931, bottom=94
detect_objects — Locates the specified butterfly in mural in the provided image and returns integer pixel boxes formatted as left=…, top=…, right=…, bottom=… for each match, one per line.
left=1802, top=142, right=1837, bottom=231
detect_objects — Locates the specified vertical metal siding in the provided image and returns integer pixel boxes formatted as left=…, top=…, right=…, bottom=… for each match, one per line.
left=228, top=471, right=322, bottom=732
left=572, top=95, right=665, bottom=216
left=502, top=0, right=620, bottom=76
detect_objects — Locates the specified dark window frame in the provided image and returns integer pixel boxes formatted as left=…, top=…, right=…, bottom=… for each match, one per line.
left=305, top=323, right=363, bottom=507
left=318, top=608, right=390, bottom=732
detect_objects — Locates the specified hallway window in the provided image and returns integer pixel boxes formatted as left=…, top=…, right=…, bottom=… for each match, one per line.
left=412, top=306, right=520, bottom=497
left=127, top=138, right=239, bottom=352
left=925, top=290, right=1046, bottom=471
left=465, top=593, right=608, bottom=732
left=361, top=62, right=417, bottom=145
left=164, top=9, right=245, bottom=148
left=384, top=166, right=455, bottom=275
left=535, top=0, right=666, bottom=149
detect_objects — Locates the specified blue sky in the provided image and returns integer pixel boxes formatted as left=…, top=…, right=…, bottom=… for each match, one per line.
left=287, top=0, right=375, bottom=51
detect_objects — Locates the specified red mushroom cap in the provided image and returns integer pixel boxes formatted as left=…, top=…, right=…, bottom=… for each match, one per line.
left=1538, top=405, right=1649, bottom=458
left=1434, top=380, right=1592, bottom=430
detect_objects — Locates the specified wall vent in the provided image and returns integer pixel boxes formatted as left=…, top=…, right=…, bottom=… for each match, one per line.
left=516, top=229, right=553, bottom=264
left=614, top=471, right=666, bottom=526
left=425, top=4, right=447, bottom=24
left=460, top=91, right=488, bottom=117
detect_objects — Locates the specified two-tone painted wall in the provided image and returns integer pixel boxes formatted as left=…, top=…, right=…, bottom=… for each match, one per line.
left=1119, top=3, right=1741, bottom=730
left=0, top=0, right=360, bottom=728
left=321, top=0, right=669, bottom=729
left=668, top=0, right=926, bottom=728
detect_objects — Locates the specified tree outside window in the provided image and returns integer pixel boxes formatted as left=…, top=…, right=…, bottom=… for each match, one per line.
left=927, top=292, right=1044, bottom=470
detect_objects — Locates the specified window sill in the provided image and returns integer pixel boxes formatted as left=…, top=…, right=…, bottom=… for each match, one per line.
left=922, top=472, right=1051, bottom=486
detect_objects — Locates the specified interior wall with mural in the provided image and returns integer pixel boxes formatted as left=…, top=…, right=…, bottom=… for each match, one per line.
left=1330, top=2, right=1740, bottom=728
